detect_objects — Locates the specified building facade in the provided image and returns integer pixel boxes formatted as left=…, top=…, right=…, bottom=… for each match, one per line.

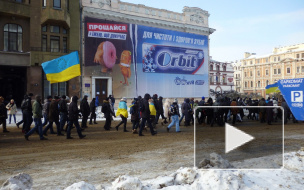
left=0, top=0, right=80, bottom=106
left=209, top=59, right=234, bottom=98
left=234, top=43, right=304, bottom=97
left=81, top=0, right=215, bottom=102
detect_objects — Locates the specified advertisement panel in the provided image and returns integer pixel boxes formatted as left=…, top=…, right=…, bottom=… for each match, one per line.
left=278, top=78, right=304, bottom=121
left=136, top=25, right=209, bottom=97
left=84, top=18, right=136, bottom=98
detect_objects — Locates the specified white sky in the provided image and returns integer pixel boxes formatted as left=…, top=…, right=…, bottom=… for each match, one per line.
left=121, top=0, right=304, bottom=62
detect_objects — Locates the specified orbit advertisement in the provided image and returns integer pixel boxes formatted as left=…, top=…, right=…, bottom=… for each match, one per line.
left=136, top=25, right=209, bottom=97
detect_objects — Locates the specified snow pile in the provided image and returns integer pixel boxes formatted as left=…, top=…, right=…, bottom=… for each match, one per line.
left=198, top=152, right=234, bottom=169
left=0, top=173, right=32, bottom=190
left=148, top=176, right=174, bottom=189
left=64, top=181, right=96, bottom=190
left=284, top=149, right=304, bottom=171
left=173, top=167, right=197, bottom=185
left=111, top=175, right=142, bottom=190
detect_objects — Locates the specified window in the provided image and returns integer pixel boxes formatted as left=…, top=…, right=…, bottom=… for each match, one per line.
left=257, top=70, right=260, bottom=76
left=53, top=0, right=61, bottom=8
left=245, top=72, right=247, bottom=77
left=42, top=35, right=47, bottom=52
left=210, top=65, right=213, bottom=71
left=63, top=37, right=67, bottom=53
left=278, top=68, right=281, bottom=74
left=256, top=59, right=260, bottom=64
left=222, top=75, right=227, bottom=84
left=266, top=80, right=269, bottom=86
left=274, top=69, right=277, bottom=74
left=209, top=74, right=214, bottom=83
left=266, top=58, right=268, bottom=62
left=42, top=25, right=47, bottom=32
left=297, top=67, right=300, bottom=73
left=245, top=82, right=247, bottom=88
left=274, top=57, right=276, bottom=62
left=296, top=54, right=300, bottom=59
left=251, top=81, right=253, bottom=87
left=302, top=66, right=304, bottom=73
left=302, top=53, right=304, bottom=58
left=62, top=28, right=67, bottom=34
left=250, top=71, right=252, bottom=76
left=216, top=65, right=220, bottom=71
left=258, top=81, right=260, bottom=88
left=278, top=56, right=280, bottom=61
left=42, top=0, right=46, bottom=7
left=50, top=36, right=60, bottom=52
left=4, top=23, right=23, bottom=52
left=67, top=0, right=69, bottom=12
left=44, top=74, right=67, bottom=97
left=50, top=25, right=60, bottom=33
left=287, top=67, right=290, bottom=74
left=216, top=74, right=219, bottom=83
left=244, top=61, right=246, bottom=65
left=250, top=61, right=252, bottom=65
left=223, top=65, right=226, bottom=71
left=266, top=70, right=269, bottom=75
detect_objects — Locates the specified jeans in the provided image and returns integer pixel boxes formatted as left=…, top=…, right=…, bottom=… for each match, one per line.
left=116, top=116, right=127, bottom=131
left=42, top=113, right=49, bottom=126
left=9, top=114, right=16, bottom=124
left=167, top=115, right=180, bottom=132
left=60, top=112, right=68, bottom=131
left=179, top=113, right=185, bottom=124
left=67, top=119, right=83, bottom=138
left=26, top=118, right=43, bottom=139
left=81, top=115, right=88, bottom=128
left=43, top=120, right=60, bottom=134
left=23, top=112, right=33, bottom=133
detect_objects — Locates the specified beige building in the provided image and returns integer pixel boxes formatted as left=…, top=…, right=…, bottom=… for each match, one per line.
left=233, top=43, right=304, bottom=97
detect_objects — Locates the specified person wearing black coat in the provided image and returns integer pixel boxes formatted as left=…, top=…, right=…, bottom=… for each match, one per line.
left=155, top=96, right=167, bottom=125
left=138, top=93, right=157, bottom=136
left=183, top=98, right=192, bottom=126
left=22, top=93, right=33, bottom=134
left=89, top=98, right=97, bottom=125
left=0, top=96, right=9, bottom=132
left=130, top=98, right=140, bottom=134
left=80, top=95, right=90, bottom=129
left=43, top=96, right=63, bottom=136
left=58, top=95, right=69, bottom=132
left=102, top=98, right=116, bottom=130
left=16, top=94, right=28, bottom=128
left=66, top=96, right=86, bottom=139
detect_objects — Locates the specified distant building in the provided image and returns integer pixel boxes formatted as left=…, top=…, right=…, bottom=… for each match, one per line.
left=209, top=59, right=234, bottom=98
left=233, top=43, right=304, bottom=97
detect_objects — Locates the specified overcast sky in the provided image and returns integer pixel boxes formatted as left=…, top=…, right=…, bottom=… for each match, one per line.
left=122, top=0, right=304, bottom=62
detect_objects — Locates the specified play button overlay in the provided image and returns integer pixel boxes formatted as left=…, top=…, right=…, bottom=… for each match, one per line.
left=225, top=123, right=255, bottom=153
left=194, top=105, right=284, bottom=170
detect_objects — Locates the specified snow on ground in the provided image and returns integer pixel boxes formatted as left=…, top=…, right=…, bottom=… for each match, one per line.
left=2, top=150, right=304, bottom=190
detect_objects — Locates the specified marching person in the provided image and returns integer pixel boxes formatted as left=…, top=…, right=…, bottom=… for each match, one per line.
left=163, top=98, right=171, bottom=123
left=167, top=99, right=180, bottom=132
left=102, top=98, right=116, bottom=130
left=80, top=95, right=90, bottom=129
left=16, top=94, right=28, bottom=128
left=42, top=96, right=52, bottom=127
left=66, top=96, right=86, bottom=139
left=6, top=99, right=17, bottom=124
left=130, top=98, right=140, bottom=134
left=115, top=97, right=128, bottom=132
left=58, top=95, right=69, bottom=132
left=43, top=96, right=62, bottom=135
left=89, top=98, right=97, bottom=125
left=0, top=96, right=9, bottom=133
left=138, top=93, right=157, bottom=136
left=22, top=93, right=33, bottom=134
left=24, top=95, right=47, bottom=140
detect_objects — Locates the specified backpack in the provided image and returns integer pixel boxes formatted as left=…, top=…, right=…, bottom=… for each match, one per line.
left=139, top=100, right=145, bottom=112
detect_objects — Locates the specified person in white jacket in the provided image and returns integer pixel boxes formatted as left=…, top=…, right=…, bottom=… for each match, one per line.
left=6, top=99, right=17, bottom=124
left=163, top=98, right=171, bottom=123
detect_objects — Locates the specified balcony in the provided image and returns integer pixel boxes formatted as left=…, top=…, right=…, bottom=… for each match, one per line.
left=41, top=5, right=70, bottom=28
left=0, top=0, right=30, bottom=17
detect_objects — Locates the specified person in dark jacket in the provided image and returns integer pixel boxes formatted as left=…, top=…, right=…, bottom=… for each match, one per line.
left=80, top=95, right=90, bottom=129
left=258, top=98, right=266, bottom=123
left=266, top=99, right=274, bottom=125
left=22, top=93, right=33, bottom=134
left=130, top=98, right=140, bottom=134
left=183, top=98, right=192, bottom=126
left=167, top=99, right=180, bottom=132
left=102, top=98, right=115, bottom=130
left=66, top=96, right=86, bottom=139
left=0, top=96, right=9, bottom=132
left=109, top=95, right=115, bottom=109
left=138, top=93, right=157, bottom=136
left=24, top=95, right=47, bottom=140
left=58, top=95, right=68, bottom=132
left=42, top=96, right=52, bottom=127
left=89, top=98, right=97, bottom=125
left=155, top=96, right=167, bottom=125
left=43, top=96, right=62, bottom=135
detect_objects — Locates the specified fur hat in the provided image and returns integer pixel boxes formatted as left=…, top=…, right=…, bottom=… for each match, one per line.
left=121, top=97, right=127, bottom=102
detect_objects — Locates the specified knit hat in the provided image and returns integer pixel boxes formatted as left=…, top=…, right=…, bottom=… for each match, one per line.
left=121, top=97, right=127, bottom=102
left=202, top=96, right=205, bottom=100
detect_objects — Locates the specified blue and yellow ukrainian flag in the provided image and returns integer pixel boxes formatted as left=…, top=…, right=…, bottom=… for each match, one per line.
left=266, top=82, right=280, bottom=94
left=42, top=51, right=81, bottom=84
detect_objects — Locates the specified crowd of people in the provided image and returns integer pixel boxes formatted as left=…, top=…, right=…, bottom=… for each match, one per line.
left=0, top=93, right=299, bottom=140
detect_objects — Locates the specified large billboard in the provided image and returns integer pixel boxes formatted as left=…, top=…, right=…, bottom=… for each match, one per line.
left=85, top=17, right=209, bottom=98
left=136, top=25, right=209, bottom=97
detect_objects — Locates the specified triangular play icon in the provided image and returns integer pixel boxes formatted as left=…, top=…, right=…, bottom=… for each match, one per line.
left=225, top=123, right=255, bottom=153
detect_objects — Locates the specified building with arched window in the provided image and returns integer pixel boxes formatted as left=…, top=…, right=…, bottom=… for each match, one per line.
left=0, top=0, right=80, bottom=105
